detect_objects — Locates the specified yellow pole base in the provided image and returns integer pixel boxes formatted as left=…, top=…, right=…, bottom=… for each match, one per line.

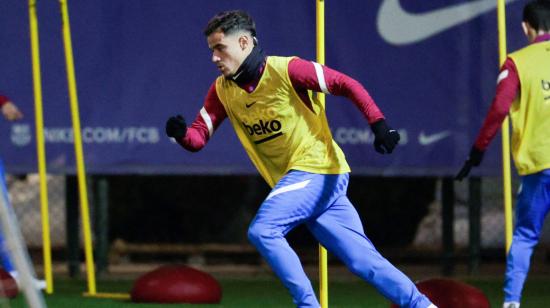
left=83, top=292, right=131, bottom=300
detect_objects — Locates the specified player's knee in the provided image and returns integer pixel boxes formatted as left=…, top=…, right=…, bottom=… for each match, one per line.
left=343, top=252, right=385, bottom=280
left=347, top=258, right=374, bottom=278
left=515, top=226, right=542, bottom=243
left=247, top=223, right=270, bottom=247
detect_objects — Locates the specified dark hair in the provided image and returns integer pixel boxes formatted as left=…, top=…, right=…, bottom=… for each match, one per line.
left=523, top=0, right=550, bottom=31
left=204, top=10, right=256, bottom=37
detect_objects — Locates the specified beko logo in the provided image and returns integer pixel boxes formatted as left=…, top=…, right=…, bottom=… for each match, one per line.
left=242, top=119, right=283, bottom=144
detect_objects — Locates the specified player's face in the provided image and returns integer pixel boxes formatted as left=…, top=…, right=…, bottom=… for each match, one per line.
left=207, top=30, right=249, bottom=77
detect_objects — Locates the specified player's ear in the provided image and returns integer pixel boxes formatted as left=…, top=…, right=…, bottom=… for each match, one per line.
left=522, top=21, right=529, bottom=37
left=522, top=21, right=538, bottom=41
left=238, top=35, right=250, bottom=50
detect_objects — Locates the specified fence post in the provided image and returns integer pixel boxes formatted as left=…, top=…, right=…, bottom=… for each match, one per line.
left=66, top=175, right=80, bottom=278
left=95, top=176, right=109, bottom=275
left=468, top=177, right=482, bottom=274
left=442, top=177, right=455, bottom=276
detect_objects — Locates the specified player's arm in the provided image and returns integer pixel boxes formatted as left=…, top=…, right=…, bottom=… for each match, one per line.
left=0, top=95, right=8, bottom=107
left=288, top=57, right=399, bottom=154
left=165, top=82, right=227, bottom=152
left=288, top=58, right=384, bottom=123
left=0, top=95, right=23, bottom=121
left=455, top=58, right=519, bottom=180
left=473, top=58, right=519, bottom=151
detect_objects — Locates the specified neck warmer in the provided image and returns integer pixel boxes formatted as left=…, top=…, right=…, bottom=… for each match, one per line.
left=230, top=45, right=266, bottom=87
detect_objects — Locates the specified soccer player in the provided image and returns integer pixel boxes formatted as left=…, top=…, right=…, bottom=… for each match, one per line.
left=0, top=94, right=23, bottom=276
left=455, top=1, right=550, bottom=307
left=166, top=11, right=436, bottom=308
left=0, top=94, right=46, bottom=290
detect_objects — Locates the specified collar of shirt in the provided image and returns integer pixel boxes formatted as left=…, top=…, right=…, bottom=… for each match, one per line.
left=230, top=46, right=266, bottom=93
left=239, top=62, right=266, bottom=93
left=533, top=33, right=550, bottom=44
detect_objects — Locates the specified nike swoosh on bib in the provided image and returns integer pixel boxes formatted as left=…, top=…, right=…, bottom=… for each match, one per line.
left=377, top=0, right=520, bottom=46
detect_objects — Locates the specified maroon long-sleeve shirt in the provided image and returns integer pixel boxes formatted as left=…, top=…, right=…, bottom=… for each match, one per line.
left=180, top=57, right=384, bottom=152
left=0, top=95, right=8, bottom=108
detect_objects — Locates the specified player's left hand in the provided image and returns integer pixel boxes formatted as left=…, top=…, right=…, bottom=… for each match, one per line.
left=455, top=146, right=484, bottom=181
left=370, top=119, right=400, bottom=154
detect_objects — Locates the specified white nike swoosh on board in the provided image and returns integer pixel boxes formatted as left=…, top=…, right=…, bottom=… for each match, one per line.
left=377, top=0, right=520, bottom=46
left=418, top=130, right=451, bottom=146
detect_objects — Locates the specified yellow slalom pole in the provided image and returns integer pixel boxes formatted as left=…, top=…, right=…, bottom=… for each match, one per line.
left=58, top=0, right=97, bottom=295
left=316, top=1, right=328, bottom=307
left=83, top=292, right=131, bottom=300
left=496, top=0, right=513, bottom=253
left=28, top=0, right=54, bottom=294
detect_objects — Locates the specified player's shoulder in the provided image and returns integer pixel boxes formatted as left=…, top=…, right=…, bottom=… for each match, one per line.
left=509, top=42, right=545, bottom=59
left=214, top=75, right=230, bottom=89
left=267, top=55, right=297, bottom=66
left=268, top=56, right=305, bottom=77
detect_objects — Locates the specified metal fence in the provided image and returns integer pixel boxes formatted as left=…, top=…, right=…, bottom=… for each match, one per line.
left=7, top=174, right=66, bottom=248
left=5, top=174, right=550, bottom=267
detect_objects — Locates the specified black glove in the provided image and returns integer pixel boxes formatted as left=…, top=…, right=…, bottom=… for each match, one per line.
left=455, top=146, right=485, bottom=181
left=165, top=115, right=187, bottom=140
left=370, top=119, right=400, bottom=154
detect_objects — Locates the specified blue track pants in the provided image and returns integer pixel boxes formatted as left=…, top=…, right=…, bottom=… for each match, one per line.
left=504, top=169, right=550, bottom=302
left=247, top=170, right=433, bottom=308
left=0, top=159, right=15, bottom=273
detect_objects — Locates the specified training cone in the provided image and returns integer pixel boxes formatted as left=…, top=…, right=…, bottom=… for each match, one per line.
left=389, top=278, right=489, bottom=308
left=0, top=268, right=18, bottom=299
left=131, top=265, right=222, bottom=304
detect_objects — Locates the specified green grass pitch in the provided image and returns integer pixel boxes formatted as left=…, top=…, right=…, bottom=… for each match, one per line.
left=4, top=277, right=550, bottom=307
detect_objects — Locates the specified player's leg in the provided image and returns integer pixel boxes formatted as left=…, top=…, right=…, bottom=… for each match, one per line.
left=307, top=194, right=434, bottom=308
left=247, top=170, right=344, bottom=308
left=0, top=159, right=46, bottom=290
left=0, top=233, right=15, bottom=274
left=0, top=159, right=15, bottom=274
left=504, top=170, right=550, bottom=305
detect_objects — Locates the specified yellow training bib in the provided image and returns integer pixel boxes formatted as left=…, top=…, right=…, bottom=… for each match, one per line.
left=215, top=56, right=350, bottom=187
left=509, top=41, right=550, bottom=175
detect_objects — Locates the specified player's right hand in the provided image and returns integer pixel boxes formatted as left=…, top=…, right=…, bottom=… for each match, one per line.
left=455, top=146, right=484, bottom=181
left=165, top=115, right=187, bottom=140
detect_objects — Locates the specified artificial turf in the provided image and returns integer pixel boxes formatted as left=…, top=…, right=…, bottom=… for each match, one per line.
left=4, top=276, right=550, bottom=307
